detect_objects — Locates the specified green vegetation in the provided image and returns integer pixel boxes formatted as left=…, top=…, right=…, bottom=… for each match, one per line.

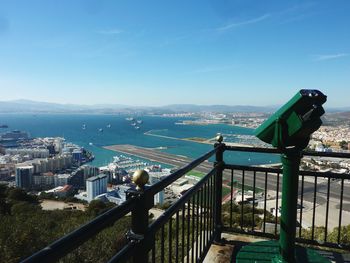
left=300, top=226, right=350, bottom=246
left=222, top=202, right=276, bottom=229
left=222, top=200, right=350, bottom=247
left=1, top=183, right=349, bottom=262
left=0, top=184, right=128, bottom=263
left=186, top=170, right=205, bottom=178
left=222, top=186, right=231, bottom=197
left=339, top=140, right=348, bottom=150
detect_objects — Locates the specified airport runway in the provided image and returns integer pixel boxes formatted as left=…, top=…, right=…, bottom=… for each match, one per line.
left=104, top=144, right=350, bottom=208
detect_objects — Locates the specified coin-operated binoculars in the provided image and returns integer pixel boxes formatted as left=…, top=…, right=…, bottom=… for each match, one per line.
left=236, top=90, right=330, bottom=263
left=255, top=89, right=326, bottom=151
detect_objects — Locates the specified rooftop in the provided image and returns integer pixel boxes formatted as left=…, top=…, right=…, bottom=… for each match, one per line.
left=86, top=174, right=107, bottom=182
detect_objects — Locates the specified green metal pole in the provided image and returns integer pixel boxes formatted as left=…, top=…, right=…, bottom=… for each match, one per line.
left=275, top=150, right=301, bottom=263
left=214, top=138, right=224, bottom=243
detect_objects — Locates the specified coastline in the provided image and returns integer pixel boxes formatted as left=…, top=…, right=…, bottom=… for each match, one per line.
left=144, top=130, right=254, bottom=148
left=175, top=120, right=259, bottom=129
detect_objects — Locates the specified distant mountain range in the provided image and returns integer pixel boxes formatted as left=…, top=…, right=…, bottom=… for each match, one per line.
left=0, top=99, right=348, bottom=114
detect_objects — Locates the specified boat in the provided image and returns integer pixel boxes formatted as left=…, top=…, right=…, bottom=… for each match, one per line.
left=131, top=122, right=137, bottom=126
left=135, top=126, right=140, bottom=130
left=89, top=142, right=93, bottom=146
left=82, top=124, right=86, bottom=130
left=98, top=128, right=103, bottom=132
left=107, top=124, right=111, bottom=128
left=136, top=120, right=143, bottom=124
left=126, top=117, right=135, bottom=121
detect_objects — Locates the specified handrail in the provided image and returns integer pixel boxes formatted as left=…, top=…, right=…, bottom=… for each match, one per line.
left=21, top=143, right=350, bottom=263
left=22, top=146, right=219, bottom=263
left=21, top=196, right=138, bottom=263
left=107, top=242, right=137, bottom=263
left=225, top=164, right=350, bottom=179
left=147, top=168, right=216, bottom=237
left=225, top=145, right=350, bottom=159
left=146, top=146, right=219, bottom=196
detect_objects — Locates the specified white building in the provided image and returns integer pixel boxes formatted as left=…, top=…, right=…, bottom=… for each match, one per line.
left=6, top=148, right=50, bottom=159
left=149, top=174, right=166, bottom=205
left=54, top=138, right=64, bottom=154
left=33, top=174, right=55, bottom=188
left=81, top=165, right=99, bottom=180
left=54, top=173, right=71, bottom=187
left=15, top=165, right=34, bottom=189
left=86, top=174, right=108, bottom=202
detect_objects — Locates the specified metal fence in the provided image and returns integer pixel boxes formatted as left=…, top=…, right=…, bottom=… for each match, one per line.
left=22, top=145, right=222, bottom=263
left=222, top=145, right=350, bottom=251
left=22, top=142, right=350, bottom=263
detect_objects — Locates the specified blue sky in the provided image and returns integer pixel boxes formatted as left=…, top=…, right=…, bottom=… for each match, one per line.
left=0, top=0, right=349, bottom=107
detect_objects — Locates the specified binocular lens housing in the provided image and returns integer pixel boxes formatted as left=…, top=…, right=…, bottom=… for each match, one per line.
left=255, top=89, right=327, bottom=148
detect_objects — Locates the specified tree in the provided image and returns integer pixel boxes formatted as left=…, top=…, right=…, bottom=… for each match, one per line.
left=0, top=184, right=7, bottom=198
left=86, top=200, right=114, bottom=216
left=11, top=201, right=40, bottom=215
left=339, top=140, right=348, bottom=150
left=6, top=188, right=38, bottom=204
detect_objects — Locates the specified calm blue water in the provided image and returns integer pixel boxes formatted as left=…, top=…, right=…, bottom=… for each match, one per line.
left=0, top=114, right=279, bottom=167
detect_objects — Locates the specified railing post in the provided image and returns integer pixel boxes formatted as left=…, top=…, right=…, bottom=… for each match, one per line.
left=126, top=170, right=154, bottom=263
left=214, top=135, right=225, bottom=243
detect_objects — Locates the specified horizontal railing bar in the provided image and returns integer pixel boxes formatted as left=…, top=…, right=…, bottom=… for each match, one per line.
left=224, top=145, right=350, bottom=159
left=224, top=164, right=282, bottom=174
left=147, top=168, right=216, bottom=238
left=298, top=170, right=350, bottom=179
left=146, top=147, right=219, bottom=195
left=224, top=145, right=281, bottom=154
left=224, top=164, right=350, bottom=179
left=302, top=151, right=350, bottom=158
left=107, top=242, right=137, bottom=263
left=21, top=196, right=138, bottom=263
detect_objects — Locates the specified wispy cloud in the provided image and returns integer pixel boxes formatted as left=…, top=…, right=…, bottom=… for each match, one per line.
left=97, top=29, right=123, bottom=35
left=277, top=2, right=316, bottom=16
left=216, top=14, right=271, bottom=32
left=314, top=53, right=349, bottom=61
left=277, top=2, right=320, bottom=24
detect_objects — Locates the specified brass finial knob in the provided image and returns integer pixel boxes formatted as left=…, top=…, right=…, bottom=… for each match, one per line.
left=132, top=169, right=149, bottom=190
left=216, top=134, right=223, bottom=143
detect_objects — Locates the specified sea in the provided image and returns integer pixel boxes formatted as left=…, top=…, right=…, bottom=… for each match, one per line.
left=0, top=114, right=279, bottom=167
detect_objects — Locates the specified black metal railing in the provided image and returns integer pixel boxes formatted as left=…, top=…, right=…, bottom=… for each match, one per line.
left=22, top=142, right=350, bottom=263
left=22, top=145, right=222, bottom=263
left=222, top=145, right=350, bottom=251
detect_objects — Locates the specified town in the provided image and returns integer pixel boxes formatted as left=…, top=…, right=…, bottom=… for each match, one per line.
left=0, top=129, right=206, bottom=210
left=1, top=111, right=350, bottom=208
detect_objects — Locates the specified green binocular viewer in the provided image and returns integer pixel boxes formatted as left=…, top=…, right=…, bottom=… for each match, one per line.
left=255, top=89, right=327, bottom=150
